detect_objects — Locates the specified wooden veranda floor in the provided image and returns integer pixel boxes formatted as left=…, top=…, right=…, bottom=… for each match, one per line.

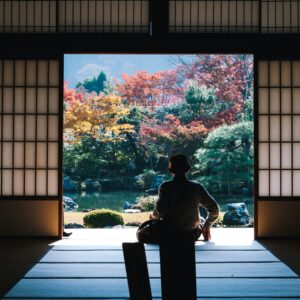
left=1, top=228, right=300, bottom=299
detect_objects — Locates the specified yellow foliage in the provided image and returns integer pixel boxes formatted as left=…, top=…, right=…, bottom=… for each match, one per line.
left=64, top=93, right=134, bottom=143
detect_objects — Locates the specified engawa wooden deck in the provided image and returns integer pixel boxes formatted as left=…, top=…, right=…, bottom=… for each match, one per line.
left=2, top=228, right=300, bottom=300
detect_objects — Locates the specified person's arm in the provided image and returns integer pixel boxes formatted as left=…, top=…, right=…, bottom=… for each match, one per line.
left=150, top=183, right=167, bottom=220
left=199, top=185, right=220, bottom=240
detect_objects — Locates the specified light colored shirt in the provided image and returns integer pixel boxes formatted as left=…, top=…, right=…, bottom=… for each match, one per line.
left=152, top=175, right=220, bottom=231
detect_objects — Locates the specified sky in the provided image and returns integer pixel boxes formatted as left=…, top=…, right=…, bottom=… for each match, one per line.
left=64, top=54, right=197, bottom=88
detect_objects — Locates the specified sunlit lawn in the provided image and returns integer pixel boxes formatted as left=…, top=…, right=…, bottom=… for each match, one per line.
left=65, top=211, right=225, bottom=227
left=65, top=211, right=151, bottom=226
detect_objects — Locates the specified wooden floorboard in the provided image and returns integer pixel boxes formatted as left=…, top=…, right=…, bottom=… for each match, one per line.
left=4, top=278, right=300, bottom=298
left=40, top=249, right=279, bottom=263
left=25, top=262, right=297, bottom=278
left=52, top=241, right=265, bottom=251
left=2, top=229, right=300, bottom=299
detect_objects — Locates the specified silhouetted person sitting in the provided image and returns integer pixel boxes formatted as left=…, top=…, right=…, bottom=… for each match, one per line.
left=150, top=154, right=219, bottom=241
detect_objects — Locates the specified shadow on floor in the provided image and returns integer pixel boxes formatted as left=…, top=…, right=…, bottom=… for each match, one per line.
left=259, top=239, right=300, bottom=276
left=0, top=238, right=58, bottom=297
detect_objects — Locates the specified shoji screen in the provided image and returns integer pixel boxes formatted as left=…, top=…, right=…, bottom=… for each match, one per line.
left=0, top=60, right=61, bottom=237
left=261, top=0, right=300, bottom=33
left=58, top=0, right=149, bottom=33
left=257, top=60, right=300, bottom=237
left=0, top=0, right=149, bottom=34
left=169, top=0, right=260, bottom=33
left=169, top=0, right=300, bottom=34
left=0, top=1, right=57, bottom=33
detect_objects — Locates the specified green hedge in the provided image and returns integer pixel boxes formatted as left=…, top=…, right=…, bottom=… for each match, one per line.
left=83, top=209, right=124, bottom=228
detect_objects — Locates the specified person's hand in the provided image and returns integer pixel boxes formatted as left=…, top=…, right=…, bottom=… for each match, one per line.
left=202, top=226, right=211, bottom=241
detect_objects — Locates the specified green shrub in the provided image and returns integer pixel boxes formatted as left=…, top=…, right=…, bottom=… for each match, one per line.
left=83, top=209, right=124, bottom=228
left=136, top=169, right=157, bottom=190
left=134, top=195, right=158, bottom=212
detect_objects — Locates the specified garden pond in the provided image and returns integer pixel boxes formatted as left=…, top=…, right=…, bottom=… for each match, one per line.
left=64, top=191, right=254, bottom=217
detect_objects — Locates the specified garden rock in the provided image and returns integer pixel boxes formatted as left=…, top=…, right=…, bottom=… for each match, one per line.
left=223, top=202, right=253, bottom=226
left=63, top=196, right=79, bottom=211
left=146, top=174, right=166, bottom=194
left=63, top=176, right=78, bottom=192
left=65, top=223, right=85, bottom=229
left=81, top=178, right=101, bottom=192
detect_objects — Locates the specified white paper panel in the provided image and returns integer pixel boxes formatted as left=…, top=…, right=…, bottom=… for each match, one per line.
left=293, top=116, right=300, bottom=141
left=270, top=116, right=280, bottom=141
left=293, top=171, right=300, bottom=196
left=15, top=88, right=25, bottom=113
left=36, top=170, right=47, bottom=195
left=26, top=115, right=36, bottom=140
left=37, top=115, right=47, bottom=140
left=48, top=143, right=58, bottom=168
left=259, top=170, right=269, bottom=196
left=2, top=143, right=13, bottom=168
left=3, top=61, right=14, bottom=86
left=48, top=170, right=58, bottom=196
left=292, top=61, right=300, bottom=86
left=261, top=3, right=268, bottom=30
left=49, top=61, right=59, bottom=86
left=267, top=2, right=276, bottom=30
left=15, top=61, right=25, bottom=85
left=293, top=143, right=300, bottom=168
left=3, top=88, right=13, bottom=113
left=14, top=142, right=24, bottom=168
left=258, top=88, right=269, bottom=114
left=259, top=143, right=269, bottom=169
left=270, top=61, right=280, bottom=86
left=48, top=116, right=59, bottom=141
left=26, top=88, right=36, bottom=113
left=38, top=61, right=48, bottom=86
left=2, top=170, right=12, bottom=195
left=270, top=170, right=280, bottom=196
left=73, top=1, right=81, bottom=27
left=25, top=170, right=35, bottom=195
left=25, top=142, right=35, bottom=168
left=281, top=116, right=291, bottom=141
left=14, top=115, right=24, bottom=140
left=37, top=143, right=47, bottom=168
left=270, top=143, right=280, bottom=169
left=281, top=61, right=291, bottom=86
left=275, top=2, right=283, bottom=30
left=281, top=88, right=291, bottom=114
left=49, top=88, right=59, bottom=114
left=293, top=88, right=300, bottom=113
left=259, top=116, right=269, bottom=141
left=281, top=170, right=292, bottom=196
left=3, top=116, right=13, bottom=141
left=281, top=143, right=291, bottom=169
left=26, top=61, right=36, bottom=86
left=14, top=170, right=24, bottom=195
left=37, top=88, right=48, bottom=113
left=270, top=88, right=280, bottom=114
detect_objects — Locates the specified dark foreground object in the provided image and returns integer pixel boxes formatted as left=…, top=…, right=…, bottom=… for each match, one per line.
left=160, top=230, right=197, bottom=300
left=122, top=242, right=152, bottom=300
left=123, top=230, right=196, bottom=300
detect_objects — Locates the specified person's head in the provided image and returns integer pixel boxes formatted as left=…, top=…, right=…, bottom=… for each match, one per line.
left=168, top=154, right=191, bottom=175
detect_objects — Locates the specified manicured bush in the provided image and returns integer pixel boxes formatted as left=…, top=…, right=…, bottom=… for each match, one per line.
left=83, top=209, right=124, bottom=228
left=133, top=195, right=158, bottom=212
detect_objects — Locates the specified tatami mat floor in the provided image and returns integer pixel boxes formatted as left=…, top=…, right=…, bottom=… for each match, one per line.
left=1, top=228, right=300, bottom=299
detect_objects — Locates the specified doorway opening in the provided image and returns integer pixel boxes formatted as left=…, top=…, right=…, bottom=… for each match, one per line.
left=63, top=54, right=254, bottom=230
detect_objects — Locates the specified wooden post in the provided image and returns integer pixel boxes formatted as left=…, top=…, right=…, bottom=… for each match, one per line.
left=159, top=231, right=197, bottom=300
left=122, top=242, right=152, bottom=300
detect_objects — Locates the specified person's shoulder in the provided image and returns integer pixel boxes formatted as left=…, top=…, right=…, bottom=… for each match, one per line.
left=160, top=180, right=173, bottom=188
left=187, top=180, right=205, bottom=190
